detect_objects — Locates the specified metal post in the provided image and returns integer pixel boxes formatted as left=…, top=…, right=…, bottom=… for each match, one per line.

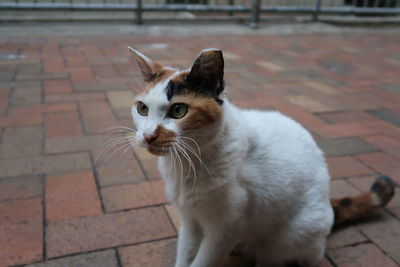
left=250, top=0, right=261, bottom=28
left=136, top=0, right=143, bottom=25
left=312, top=0, right=322, bottom=22
left=228, top=0, right=234, bottom=16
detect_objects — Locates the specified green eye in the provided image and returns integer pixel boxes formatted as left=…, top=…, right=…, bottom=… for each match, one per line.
left=169, top=103, right=188, bottom=119
left=137, top=101, right=148, bottom=116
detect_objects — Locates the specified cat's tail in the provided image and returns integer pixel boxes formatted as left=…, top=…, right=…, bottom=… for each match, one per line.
left=331, top=175, right=396, bottom=226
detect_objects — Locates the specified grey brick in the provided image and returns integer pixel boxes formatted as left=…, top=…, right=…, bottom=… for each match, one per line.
left=317, top=137, right=378, bottom=157
left=0, top=126, right=43, bottom=158
left=368, top=109, right=400, bottom=127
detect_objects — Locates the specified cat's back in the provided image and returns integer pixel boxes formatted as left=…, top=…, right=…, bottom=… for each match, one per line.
left=238, top=108, right=326, bottom=182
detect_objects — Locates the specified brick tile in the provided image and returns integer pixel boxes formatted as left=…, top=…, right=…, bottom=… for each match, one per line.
left=327, top=226, right=367, bottom=249
left=0, top=114, right=42, bottom=128
left=95, top=151, right=145, bottom=187
left=0, top=176, right=42, bottom=201
left=79, top=101, right=118, bottom=134
left=43, top=58, right=65, bottom=74
left=43, top=79, right=72, bottom=94
left=45, top=112, right=82, bottom=138
left=11, top=87, right=41, bottom=105
left=0, top=97, right=8, bottom=114
left=326, top=156, right=374, bottom=179
left=357, top=211, right=400, bottom=263
left=140, top=157, right=161, bottom=180
left=119, top=239, right=177, bottom=267
left=0, top=152, right=91, bottom=177
left=368, top=109, right=400, bottom=127
left=46, top=171, right=102, bottom=222
left=46, top=207, right=175, bottom=258
left=355, top=152, right=400, bottom=183
left=362, top=134, right=400, bottom=153
left=8, top=103, right=77, bottom=115
left=328, top=243, right=398, bottom=267
left=314, top=122, right=377, bottom=138
left=317, top=137, right=378, bottom=157
left=330, top=179, right=361, bottom=199
left=45, top=134, right=109, bottom=154
left=106, top=90, right=134, bottom=118
left=317, top=111, right=378, bottom=124
left=0, top=126, right=43, bottom=158
left=26, top=250, right=118, bottom=267
left=69, top=67, right=95, bottom=85
left=102, top=180, right=167, bottom=212
left=45, top=92, right=106, bottom=103
left=287, top=95, right=334, bottom=113
left=0, top=198, right=43, bottom=266
left=165, top=204, right=180, bottom=231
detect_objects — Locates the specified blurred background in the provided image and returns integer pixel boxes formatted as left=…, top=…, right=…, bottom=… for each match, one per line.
left=0, top=1, right=399, bottom=267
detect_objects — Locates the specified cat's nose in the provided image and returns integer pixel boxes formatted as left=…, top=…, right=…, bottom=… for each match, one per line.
left=143, top=133, right=159, bottom=144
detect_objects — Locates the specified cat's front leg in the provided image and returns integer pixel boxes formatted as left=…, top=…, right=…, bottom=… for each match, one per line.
left=189, top=225, right=236, bottom=267
left=175, top=217, right=202, bottom=267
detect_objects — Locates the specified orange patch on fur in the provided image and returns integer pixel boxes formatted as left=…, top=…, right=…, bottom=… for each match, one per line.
left=331, top=193, right=376, bottom=225
left=152, top=125, right=177, bottom=147
left=172, top=93, right=223, bottom=131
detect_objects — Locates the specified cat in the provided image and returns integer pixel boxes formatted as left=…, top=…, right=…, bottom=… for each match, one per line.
left=128, top=47, right=396, bottom=267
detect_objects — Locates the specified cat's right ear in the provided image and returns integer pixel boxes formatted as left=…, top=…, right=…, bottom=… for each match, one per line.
left=128, top=47, right=157, bottom=83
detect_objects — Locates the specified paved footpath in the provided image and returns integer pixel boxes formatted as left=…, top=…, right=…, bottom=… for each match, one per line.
left=0, top=24, right=399, bottom=267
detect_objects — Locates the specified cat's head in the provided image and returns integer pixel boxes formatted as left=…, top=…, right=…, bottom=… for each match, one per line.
left=129, top=48, right=225, bottom=156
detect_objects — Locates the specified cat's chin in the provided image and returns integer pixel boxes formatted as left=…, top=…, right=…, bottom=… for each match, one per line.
left=147, top=146, right=169, bottom=156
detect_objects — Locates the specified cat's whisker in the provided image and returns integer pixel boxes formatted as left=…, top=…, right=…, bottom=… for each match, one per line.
left=178, top=138, right=209, bottom=175
left=95, top=136, right=134, bottom=165
left=175, top=141, right=198, bottom=192
left=97, top=141, right=135, bottom=177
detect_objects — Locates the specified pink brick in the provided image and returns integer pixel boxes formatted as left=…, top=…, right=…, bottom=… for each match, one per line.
left=43, top=79, right=72, bottom=94
left=46, top=171, right=102, bottom=222
left=0, top=198, right=43, bottom=266
left=45, top=111, right=82, bottom=138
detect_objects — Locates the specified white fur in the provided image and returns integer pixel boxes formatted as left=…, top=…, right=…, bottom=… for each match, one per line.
left=133, top=94, right=334, bottom=267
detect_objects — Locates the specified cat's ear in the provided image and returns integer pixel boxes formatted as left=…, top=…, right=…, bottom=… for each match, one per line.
left=186, top=48, right=224, bottom=95
left=128, top=47, right=161, bottom=83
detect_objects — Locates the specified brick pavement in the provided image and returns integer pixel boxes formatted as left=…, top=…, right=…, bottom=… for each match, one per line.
left=0, top=27, right=399, bottom=267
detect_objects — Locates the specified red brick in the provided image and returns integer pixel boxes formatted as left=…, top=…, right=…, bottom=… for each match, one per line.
left=326, top=156, right=375, bottom=179
left=318, top=111, right=379, bottom=124
left=0, top=198, right=43, bottom=266
left=0, top=176, right=42, bottom=201
left=46, top=171, right=102, bottom=222
left=43, top=58, right=65, bottom=73
left=0, top=114, right=42, bottom=128
left=9, top=103, right=77, bottom=115
left=46, top=207, right=175, bottom=258
left=355, top=152, right=400, bottom=183
left=141, top=157, right=161, bottom=180
left=330, top=179, right=361, bottom=199
left=363, top=134, right=400, bottom=153
left=101, top=180, right=168, bottom=212
left=45, top=92, right=106, bottom=103
left=118, top=239, right=177, bottom=267
left=43, top=79, right=72, bottom=94
left=314, top=122, right=377, bottom=138
left=328, top=243, right=397, bottom=267
left=45, top=111, right=82, bottom=138
left=327, top=226, right=367, bottom=249
left=69, top=67, right=95, bottom=85
left=79, top=101, right=118, bottom=134
left=0, top=97, right=8, bottom=115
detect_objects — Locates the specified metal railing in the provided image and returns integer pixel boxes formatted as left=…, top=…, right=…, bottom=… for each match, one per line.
left=0, top=0, right=399, bottom=26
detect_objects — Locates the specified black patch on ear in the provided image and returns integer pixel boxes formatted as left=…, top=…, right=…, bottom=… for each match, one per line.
left=165, top=79, right=224, bottom=105
left=338, top=197, right=352, bottom=207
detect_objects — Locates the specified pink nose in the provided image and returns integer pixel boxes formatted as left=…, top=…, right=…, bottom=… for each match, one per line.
left=144, top=133, right=159, bottom=144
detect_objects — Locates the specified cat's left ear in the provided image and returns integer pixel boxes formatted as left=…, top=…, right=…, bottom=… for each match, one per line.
left=128, top=47, right=162, bottom=83
left=186, top=48, right=224, bottom=96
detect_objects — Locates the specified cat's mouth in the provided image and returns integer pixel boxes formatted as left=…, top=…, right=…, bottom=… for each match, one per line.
left=147, top=145, right=172, bottom=156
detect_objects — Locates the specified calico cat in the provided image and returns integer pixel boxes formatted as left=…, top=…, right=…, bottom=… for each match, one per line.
left=128, top=47, right=395, bottom=267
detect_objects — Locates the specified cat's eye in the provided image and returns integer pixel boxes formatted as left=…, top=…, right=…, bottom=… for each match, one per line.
left=137, top=101, right=148, bottom=116
left=168, top=103, right=188, bottom=119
